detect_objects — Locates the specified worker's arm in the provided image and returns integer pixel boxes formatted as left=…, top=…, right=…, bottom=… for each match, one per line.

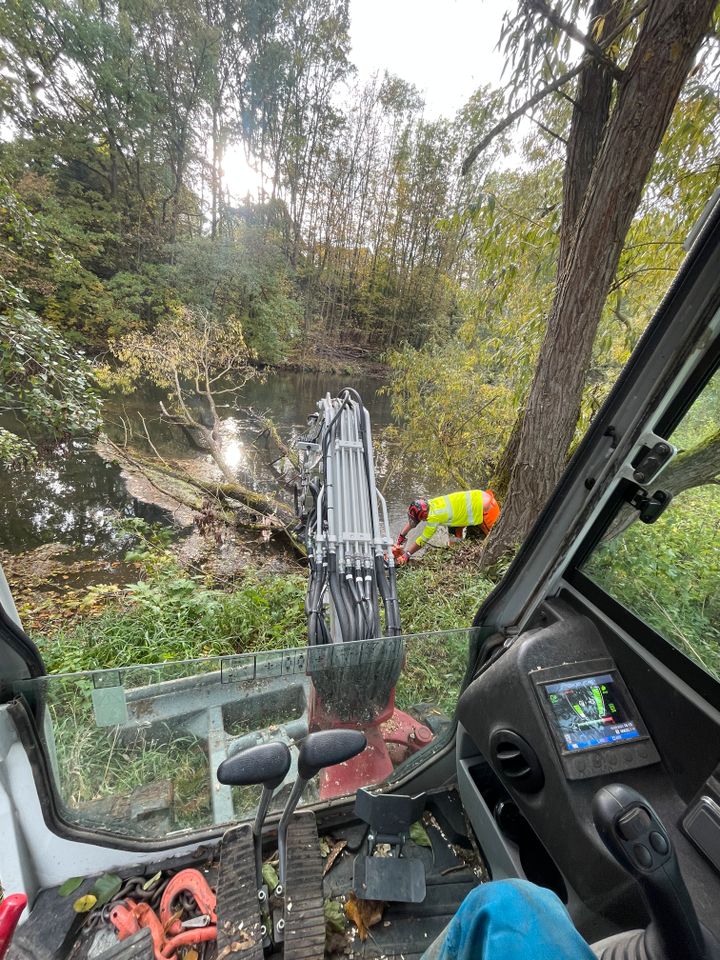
left=412, top=520, right=439, bottom=550
left=395, top=520, right=415, bottom=546
left=397, top=526, right=435, bottom=564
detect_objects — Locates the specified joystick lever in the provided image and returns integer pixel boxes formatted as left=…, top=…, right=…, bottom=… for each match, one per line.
left=593, top=783, right=709, bottom=960
left=217, top=741, right=292, bottom=890
left=277, top=729, right=366, bottom=885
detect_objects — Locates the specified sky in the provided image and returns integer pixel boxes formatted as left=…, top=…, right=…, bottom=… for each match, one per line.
left=349, top=0, right=511, bottom=119
left=223, top=0, right=513, bottom=197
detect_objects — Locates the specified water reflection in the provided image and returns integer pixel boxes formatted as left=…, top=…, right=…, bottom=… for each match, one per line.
left=0, top=441, right=175, bottom=556
left=0, top=370, right=435, bottom=556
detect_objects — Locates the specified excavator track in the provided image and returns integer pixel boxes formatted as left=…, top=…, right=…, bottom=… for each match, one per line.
left=283, top=812, right=326, bottom=960
left=215, top=824, right=264, bottom=960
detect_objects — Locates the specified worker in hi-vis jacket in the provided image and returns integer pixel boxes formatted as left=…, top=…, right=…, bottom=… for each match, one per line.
left=392, top=490, right=500, bottom=565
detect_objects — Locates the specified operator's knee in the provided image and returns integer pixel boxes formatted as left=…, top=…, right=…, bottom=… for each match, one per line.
left=422, top=879, right=595, bottom=960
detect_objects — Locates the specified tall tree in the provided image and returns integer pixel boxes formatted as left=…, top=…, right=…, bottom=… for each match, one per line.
left=466, top=0, right=719, bottom=565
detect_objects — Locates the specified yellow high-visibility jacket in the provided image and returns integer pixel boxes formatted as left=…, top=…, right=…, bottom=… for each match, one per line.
left=414, top=490, right=488, bottom=548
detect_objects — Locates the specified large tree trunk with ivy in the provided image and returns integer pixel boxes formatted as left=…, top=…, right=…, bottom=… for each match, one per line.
left=484, top=0, right=717, bottom=566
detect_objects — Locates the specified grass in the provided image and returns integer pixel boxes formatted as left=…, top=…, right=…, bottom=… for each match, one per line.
left=585, top=485, right=720, bottom=683
left=38, top=546, right=495, bottom=705
left=37, top=565, right=309, bottom=673
left=27, top=544, right=495, bottom=838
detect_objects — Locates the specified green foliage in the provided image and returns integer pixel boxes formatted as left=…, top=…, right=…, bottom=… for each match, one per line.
left=387, top=64, right=720, bottom=485
left=585, top=369, right=720, bottom=682
left=0, top=428, right=37, bottom=467
left=112, top=306, right=256, bottom=397
left=167, top=234, right=303, bottom=362
left=1, top=303, right=101, bottom=434
left=384, top=340, right=514, bottom=487
left=38, top=538, right=495, bottom=715
left=37, top=560, right=309, bottom=674
left=0, top=177, right=102, bottom=463
left=384, top=150, right=561, bottom=485
left=585, top=485, right=720, bottom=682
left=395, top=553, right=495, bottom=634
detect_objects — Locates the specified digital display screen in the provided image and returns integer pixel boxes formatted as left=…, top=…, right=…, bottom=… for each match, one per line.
left=542, top=673, right=641, bottom=752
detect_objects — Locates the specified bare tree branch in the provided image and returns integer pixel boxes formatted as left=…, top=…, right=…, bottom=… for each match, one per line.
left=462, top=0, right=652, bottom=174
left=529, top=113, right=567, bottom=144
left=462, top=63, right=585, bottom=174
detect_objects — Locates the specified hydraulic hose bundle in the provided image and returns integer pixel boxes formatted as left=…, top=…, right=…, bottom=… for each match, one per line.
left=295, top=388, right=401, bottom=646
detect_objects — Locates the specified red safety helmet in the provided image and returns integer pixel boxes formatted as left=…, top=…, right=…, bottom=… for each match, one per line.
left=408, top=498, right=429, bottom=523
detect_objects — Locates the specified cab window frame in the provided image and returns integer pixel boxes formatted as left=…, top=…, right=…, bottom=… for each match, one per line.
left=563, top=340, right=720, bottom=712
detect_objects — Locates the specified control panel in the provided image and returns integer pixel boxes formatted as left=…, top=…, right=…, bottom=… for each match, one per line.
left=531, top=657, right=660, bottom=780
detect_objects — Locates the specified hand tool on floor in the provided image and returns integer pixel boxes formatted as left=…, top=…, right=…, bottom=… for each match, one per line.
left=110, top=868, right=218, bottom=960
left=217, top=740, right=292, bottom=893
left=277, top=729, right=366, bottom=887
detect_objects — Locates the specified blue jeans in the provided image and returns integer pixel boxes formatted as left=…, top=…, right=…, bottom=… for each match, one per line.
left=421, top=879, right=596, bottom=960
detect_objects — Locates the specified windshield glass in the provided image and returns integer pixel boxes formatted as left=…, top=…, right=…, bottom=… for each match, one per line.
left=582, top=362, right=720, bottom=683
left=14, top=630, right=472, bottom=841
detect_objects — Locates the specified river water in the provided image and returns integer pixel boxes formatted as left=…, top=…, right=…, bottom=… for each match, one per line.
left=0, top=370, right=432, bottom=559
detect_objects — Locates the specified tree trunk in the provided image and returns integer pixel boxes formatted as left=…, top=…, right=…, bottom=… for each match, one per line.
left=556, top=0, right=617, bottom=279
left=211, top=104, right=219, bottom=240
left=483, top=0, right=716, bottom=566
left=490, top=0, right=618, bottom=500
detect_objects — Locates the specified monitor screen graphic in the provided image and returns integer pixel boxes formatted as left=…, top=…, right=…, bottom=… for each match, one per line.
left=542, top=673, right=641, bottom=752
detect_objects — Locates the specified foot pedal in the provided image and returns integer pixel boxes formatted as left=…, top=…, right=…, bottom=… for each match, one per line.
left=353, top=854, right=426, bottom=903
left=94, top=929, right=154, bottom=960
left=216, top=823, right=264, bottom=960
left=352, top=787, right=427, bottom=904
left=283, top=811, right=325, bottom=960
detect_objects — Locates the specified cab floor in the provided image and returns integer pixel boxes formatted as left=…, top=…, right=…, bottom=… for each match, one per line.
left=9, top=790, right=484, bottom=960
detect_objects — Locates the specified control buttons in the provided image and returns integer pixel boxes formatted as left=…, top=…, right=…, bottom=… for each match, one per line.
left=633, top=843, right=653, bottom=869
left=649, top=831, right=669, bottom=855
left=618, top=806, right=652, bottom=840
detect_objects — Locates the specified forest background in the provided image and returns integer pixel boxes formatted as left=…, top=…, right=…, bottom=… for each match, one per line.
left=0, top=0, right=719, bottom=683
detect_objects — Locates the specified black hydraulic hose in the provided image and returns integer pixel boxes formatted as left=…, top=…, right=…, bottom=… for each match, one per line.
left=374, top=555, right=393, bottom=632
left=386, top=564, right=401, bottom=635
left=348, top=570, right=373, bottom=635
left=328, top=553, right=354, bottom=643
left=374, top=555, right=401, bottom=636
left=307, top=563, right=321, bottom=640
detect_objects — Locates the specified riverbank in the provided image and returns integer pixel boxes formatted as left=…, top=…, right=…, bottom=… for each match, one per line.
left=274, top=334, right=389, bottom=379
left=33, top=540, right=495, bottom=711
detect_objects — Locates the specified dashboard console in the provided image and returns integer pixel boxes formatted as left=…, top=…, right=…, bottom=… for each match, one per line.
left=457, top=600, right=720, bottom=940
left=531, top=657, right=660, bottom=780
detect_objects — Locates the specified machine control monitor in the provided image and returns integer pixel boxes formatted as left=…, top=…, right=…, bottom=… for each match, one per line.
left=531, top=659, right=659, bottom=779
left=542, top=672, right=641, bottom=753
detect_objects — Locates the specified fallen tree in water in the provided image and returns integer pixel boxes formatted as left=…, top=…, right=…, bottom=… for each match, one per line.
left=104, top=308, right=305, bottom=557
left=99, top=438, right=306, bottom=559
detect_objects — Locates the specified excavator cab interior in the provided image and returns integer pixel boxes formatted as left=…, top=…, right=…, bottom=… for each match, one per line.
left=1, top=195, right=720, bottom=960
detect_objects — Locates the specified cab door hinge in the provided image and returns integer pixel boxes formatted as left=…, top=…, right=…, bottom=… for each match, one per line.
left=626, top=486, right=673, bottom=524
left=630, top=435, right=676, bottom=485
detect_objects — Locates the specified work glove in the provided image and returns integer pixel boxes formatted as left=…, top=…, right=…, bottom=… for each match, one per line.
left=396, top=552, right=411, bottom=566
left=391, top=543, right=405, bottom=560
left=396, top=533, right=407, bottom=546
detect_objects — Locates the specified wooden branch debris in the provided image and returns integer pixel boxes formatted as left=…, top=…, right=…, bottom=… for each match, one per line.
left=99, top=437, right=306, bottom=558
